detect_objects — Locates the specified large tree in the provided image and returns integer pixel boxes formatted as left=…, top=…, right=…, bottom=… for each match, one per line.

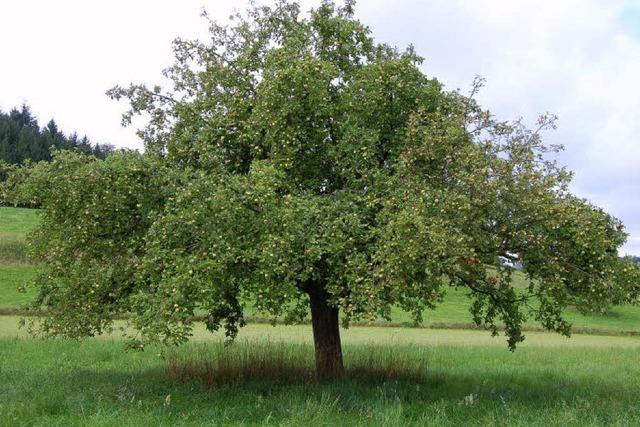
left=19, top=1, right=638, bottom=378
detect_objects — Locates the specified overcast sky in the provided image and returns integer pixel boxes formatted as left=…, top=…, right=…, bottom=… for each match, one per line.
left=1, top=0, right=639, bottom=255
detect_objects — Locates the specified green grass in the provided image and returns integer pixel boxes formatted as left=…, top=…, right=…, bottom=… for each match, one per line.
left=0, top=206, right=38, bottom=264
left=385, top=287, right=640, bottom=334
left=0, top=322, right=639, bottom=426
left=0, top=207, right=39, bottom=310
left=4, top=317, right=640, bottom=348
left=0, top=206, right=39, bottom=234
left=0, top=266, right=38, bottom=309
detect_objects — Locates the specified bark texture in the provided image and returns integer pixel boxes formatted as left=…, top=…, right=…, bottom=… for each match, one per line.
left=307, top=285, right=344, bottom=379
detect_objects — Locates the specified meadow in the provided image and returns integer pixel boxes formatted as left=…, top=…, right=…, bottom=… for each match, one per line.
left=1, top=206, right=639, bottom=425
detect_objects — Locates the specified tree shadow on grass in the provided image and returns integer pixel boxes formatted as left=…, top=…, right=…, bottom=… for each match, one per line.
left=27, top=360, right=636, bottom=423
left=134, top=343, right=638, bottom=407
left=5, top=340, right=639, bottom=424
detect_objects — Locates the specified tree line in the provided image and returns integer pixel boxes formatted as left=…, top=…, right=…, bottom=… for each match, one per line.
left=0, top=104, right=114, bottom=166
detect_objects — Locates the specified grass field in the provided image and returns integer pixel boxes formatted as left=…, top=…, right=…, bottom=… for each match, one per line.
left=1, top=206, right=639, bottom=425
left=0, top=207, right=39, bottom=234
left=0, top=326, right=639, bottom=426
left=0, top=206, right=38, bottom=267
left=0, top=207, right=40, bottom=312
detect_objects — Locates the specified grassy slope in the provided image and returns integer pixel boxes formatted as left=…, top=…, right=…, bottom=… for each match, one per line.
left=0, top=206, right=40, bottom=233
left=0, top=207, right=39, bottom=308
left=384, top=288, right=640, bottom=333
left=0, top=266, right=37, bottom=308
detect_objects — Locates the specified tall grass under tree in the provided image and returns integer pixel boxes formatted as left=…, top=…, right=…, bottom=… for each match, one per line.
left=11, top=0, right=639, bottom=379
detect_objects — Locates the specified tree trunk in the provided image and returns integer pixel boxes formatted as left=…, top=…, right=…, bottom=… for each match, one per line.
left=308, top=285, right=344, bottom=380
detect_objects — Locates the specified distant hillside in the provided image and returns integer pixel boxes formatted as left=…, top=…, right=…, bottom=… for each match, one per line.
left=0, top=104, right=114, bottom=166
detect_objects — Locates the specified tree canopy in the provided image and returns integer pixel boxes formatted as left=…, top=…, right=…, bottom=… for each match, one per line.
left=17, top=1, right=639, bottom=378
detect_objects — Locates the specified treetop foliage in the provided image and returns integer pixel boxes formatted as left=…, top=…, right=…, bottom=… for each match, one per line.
left=15, top=0, right=639, bottom=353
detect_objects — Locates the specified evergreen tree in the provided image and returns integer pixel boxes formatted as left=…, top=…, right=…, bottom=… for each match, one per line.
left=0, top=104, right=114, bottom=166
